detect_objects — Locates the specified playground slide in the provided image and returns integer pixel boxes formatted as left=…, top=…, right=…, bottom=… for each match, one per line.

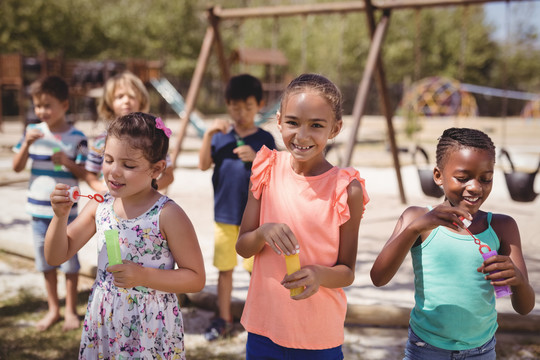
left=150, top=77, right=280, bottom=137
left=150, top=78, right=206, bottom=137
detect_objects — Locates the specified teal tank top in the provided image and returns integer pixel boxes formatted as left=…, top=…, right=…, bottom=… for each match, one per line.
left=410, top=212, right=499, bottom=350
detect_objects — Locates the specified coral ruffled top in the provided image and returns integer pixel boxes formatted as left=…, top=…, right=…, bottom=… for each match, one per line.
left=240, top=147, right=369, bottom=349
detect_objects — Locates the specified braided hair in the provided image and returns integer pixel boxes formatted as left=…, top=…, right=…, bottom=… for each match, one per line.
left=435, top=127, right=496, bottom=169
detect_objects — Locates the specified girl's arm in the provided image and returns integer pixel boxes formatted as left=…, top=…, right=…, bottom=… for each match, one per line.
left=484, top=214, right=535, bottom=315
left=370, top=204, right=471, bottom=287
left=236, top=189, right=265, bottom=257
left=45, top=183, right=98, bottom=265
left=108, top=202, right=206, bottom=294
left=333, top=179, right=365, bottom=286
left=282, top=180, right=365, bottom=299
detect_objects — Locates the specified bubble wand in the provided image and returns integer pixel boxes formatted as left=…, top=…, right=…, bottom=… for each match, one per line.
left=104, top=229, right=122, bottom=266
left=459, top=217, right=512, bottom=298
left=52, top=147, right=63, bottom=171
left=68, top=186, right=104, bottom=203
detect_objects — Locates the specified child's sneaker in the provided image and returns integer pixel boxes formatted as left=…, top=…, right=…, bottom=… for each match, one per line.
left=204, top=317, right=232, bottom=341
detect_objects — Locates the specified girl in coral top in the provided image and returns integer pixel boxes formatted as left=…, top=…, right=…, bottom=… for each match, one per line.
left=237, top=73, right=369, bottom=359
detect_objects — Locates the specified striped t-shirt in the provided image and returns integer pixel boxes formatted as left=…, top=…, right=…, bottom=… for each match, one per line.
left=13, top=122, right=88, bottom=218
left=85, top=131, right=106, bottom=174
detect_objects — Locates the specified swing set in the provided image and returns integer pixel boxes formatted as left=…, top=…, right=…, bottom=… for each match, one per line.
left=405, top=76, right=540, bottom=202
left=172, top=0, right=534, bottom=204
left=400, top=2, right=539, bottom=202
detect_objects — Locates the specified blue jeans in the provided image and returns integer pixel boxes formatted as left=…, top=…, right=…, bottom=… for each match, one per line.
left=404, top=327, right=496, bottom=360
left=32, top=217, right=80, bottom=273
left=246, top=333, right=343, bottom=360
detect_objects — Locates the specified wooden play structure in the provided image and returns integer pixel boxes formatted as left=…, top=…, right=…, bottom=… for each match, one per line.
left=172, top=0, right=523, bottom=204
left=229, top=47, right=289, bottom=105
left=0, top=54, right=25, bottom=127
left=0, top=53, right=162, bottom=125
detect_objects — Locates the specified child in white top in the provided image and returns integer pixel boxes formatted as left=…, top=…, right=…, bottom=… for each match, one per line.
left=12, top=75, right=88, bottom=331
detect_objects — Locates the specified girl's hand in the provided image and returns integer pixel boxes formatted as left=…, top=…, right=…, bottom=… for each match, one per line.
left=411, top=204, right=471, bottom=234
left=50, top=183, right=74, bottom=217
left=477, top=254, right=525, bottom=287
left=257, top=223, right=298, bottom=255
left=281, top=265, right=320, bottom=300
left=233, top=145, right=256, bottom=162
left=107, top=260, right=143, bottom=288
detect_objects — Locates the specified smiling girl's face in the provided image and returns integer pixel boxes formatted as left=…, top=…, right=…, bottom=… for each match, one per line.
left=434, top=146, right=494, bottom=215
left=277, top=90, right=342, bottom=176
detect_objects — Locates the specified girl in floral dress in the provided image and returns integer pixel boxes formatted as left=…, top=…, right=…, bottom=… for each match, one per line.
left=45, top=112, right=205, bottom=359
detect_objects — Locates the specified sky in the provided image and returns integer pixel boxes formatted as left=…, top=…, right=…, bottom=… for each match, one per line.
left=484, top=1, right=540, bottom=45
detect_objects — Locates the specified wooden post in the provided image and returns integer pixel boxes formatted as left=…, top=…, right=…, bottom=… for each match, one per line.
left=341, top=12, right=390, bottom=167
left=210, top=8, right=230, bottom=83
left=365, top=5, right=407, bottom=204
left=170, top=10, right=217, bottom=168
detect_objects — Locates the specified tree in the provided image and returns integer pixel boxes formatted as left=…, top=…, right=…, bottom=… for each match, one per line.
left=1, top=0, right=538, bottom=116
left=0, top=0, right=205, bottom=78
left=0, top=0, right=108, bottom=58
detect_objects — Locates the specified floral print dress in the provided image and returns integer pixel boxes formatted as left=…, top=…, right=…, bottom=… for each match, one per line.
left=79, top=194, right=185, bottom=360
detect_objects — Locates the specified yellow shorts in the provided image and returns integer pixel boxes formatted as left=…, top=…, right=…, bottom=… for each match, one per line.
left=214, top=222, right=253, bottom=273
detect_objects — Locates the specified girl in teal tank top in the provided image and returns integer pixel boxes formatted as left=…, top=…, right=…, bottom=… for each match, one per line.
left=370, top=128, right=535, bottom=359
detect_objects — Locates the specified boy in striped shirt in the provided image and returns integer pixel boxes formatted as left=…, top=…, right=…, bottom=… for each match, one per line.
left=12, top=76, right=88, bottom=331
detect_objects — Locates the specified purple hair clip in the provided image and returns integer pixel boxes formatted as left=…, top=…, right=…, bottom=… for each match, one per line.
left=155, top=117, right=172, bottom=138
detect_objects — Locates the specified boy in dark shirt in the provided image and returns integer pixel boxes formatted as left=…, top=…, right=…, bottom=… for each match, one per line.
left=199, top=74, right=276, bottom=340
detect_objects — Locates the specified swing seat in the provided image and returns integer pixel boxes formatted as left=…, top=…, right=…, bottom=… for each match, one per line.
left=499, top=149, right=539, bottom=202
left=413, top=146, right=444, bottom=198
